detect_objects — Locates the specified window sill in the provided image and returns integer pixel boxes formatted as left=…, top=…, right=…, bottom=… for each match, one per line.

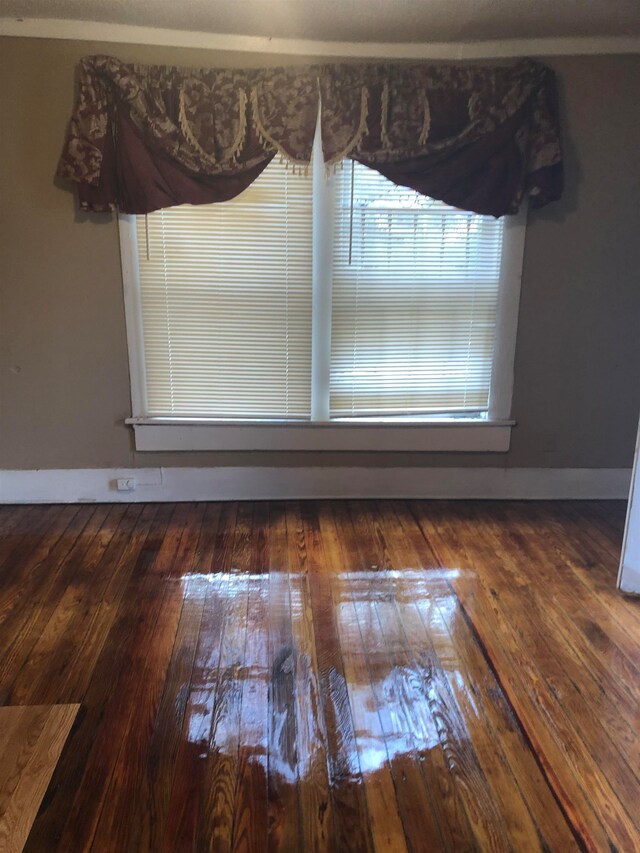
left=126, top=418, right=514, bottom=452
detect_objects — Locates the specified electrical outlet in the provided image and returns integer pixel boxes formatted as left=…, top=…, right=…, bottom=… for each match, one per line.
left=116, top=478, right=137, bottom=491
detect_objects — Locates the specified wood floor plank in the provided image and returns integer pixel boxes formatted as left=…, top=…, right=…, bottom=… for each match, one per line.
left=0, top=505, right=78, bottom=584
left=0, top=505, right=89, bottom=687
left=90, top=503, right=208, bottom=853
left=337, top=502, right=459, bottom=849
left=0, top=504, right=117, bottom=660
left=479, top=502, right=640, bottom=756
left=493, top=502, right=640, bottom=695
left=285, top=503, right=334, bottom=853
left=411, top=500, right=638, bottom=852
left=569, top=501, right=626, bottom=551
left=161, top=502, right=238, bottom=852
left=231, top=502, right=270, bottom=853
left=0, top=505, right=38, bottom=539
left=197, top=501, right=254, bottom=853
left=125, top=576, right=206, bottom=853
left=35, top=503, right=162, bottom=706
left=526, top=502, right=639, bottom=628
left=346, top=500, right=512, bottom=853
left=319, top=508, right=407, bottom=851
left=124, top=502, right=224, bottom=853
left=385, top=500, right=579, bottom=851
left=0, top=709, right=24, bottom=760
left=0, top=704, right=79, bottom=853
left=45, top=503, right=189, bottom=852
left=452, top=503, right=640, bottom=816
left=344, top=505, right=461, bottom=850
left=266, top=503, right=302, bottom=853
left=22, top=503, right=176, bottom=851
left=0, top=499, right=636, bottom=853
left=7, top=504, right=141, bottom=705
left=299, top=501, right=375, bottom=853
left=460, top=572, right=637, bottom=851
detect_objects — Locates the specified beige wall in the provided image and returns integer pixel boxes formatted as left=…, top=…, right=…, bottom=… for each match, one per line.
left=1, top=37, right=639, bottom=470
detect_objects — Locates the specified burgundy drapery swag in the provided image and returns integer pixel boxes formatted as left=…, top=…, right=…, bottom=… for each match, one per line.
left=56, top=54, right=563, bottom=217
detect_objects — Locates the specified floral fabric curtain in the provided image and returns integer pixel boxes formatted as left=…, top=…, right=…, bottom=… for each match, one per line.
left=57, top=55, right=563, bottom=217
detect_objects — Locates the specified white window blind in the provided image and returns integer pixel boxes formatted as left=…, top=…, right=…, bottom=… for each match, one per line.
left=330, top=162, right=505, bottom=417
left=135, top=158, right=313, bottom=419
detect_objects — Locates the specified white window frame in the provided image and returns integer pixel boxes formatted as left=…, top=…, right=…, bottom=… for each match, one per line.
left=118, top=136, right=526, bottom=453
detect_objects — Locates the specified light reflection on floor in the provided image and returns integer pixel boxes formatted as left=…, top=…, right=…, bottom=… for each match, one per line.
left=177, top=567, right=468, bottom=776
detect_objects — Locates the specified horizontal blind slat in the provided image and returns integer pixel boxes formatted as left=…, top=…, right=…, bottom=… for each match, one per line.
left=135, top=159, right=313, bottom=419
left=329, top=162, right=504, bottom=416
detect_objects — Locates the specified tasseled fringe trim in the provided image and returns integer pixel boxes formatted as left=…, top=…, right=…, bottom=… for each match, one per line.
left=419, top=88, right=431, bottom=146
left=324, top=159, right=348, bottom=178
left=277, top=154, right=311, bottom=177
left=178, top=87, right=248, bottom=170
left=380, top=81, right=391, bottom=150
left=251, top=87, right=313, bottom=173
left=324, top=85, right=370, bottom=170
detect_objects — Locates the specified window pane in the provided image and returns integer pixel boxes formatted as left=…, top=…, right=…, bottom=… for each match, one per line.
left=135, top=159, right=313, bottom=419
left=330, top=162, right=504, bottom=417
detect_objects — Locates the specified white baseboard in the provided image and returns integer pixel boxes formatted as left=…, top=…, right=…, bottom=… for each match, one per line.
left=617, top=420, right=640, bottom=593
left=0, top=466, right=631, bottom=504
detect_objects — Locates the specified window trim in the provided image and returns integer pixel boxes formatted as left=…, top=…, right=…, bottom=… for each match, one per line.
left=118, top=175, right=526, bottom=452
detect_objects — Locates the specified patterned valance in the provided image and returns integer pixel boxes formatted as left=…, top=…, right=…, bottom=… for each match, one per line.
left=57, top=55, right=563, bottom=217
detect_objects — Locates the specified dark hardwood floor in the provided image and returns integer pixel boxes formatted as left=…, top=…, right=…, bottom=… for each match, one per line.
left=0, top=500, right=638, bottom=851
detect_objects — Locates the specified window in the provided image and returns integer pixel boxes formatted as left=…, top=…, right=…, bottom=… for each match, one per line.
left=330, top=164, right=504, bottom=418
left=120, top=140, right=525, bottom=452
left=134, top=162, right=313, bottom=420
